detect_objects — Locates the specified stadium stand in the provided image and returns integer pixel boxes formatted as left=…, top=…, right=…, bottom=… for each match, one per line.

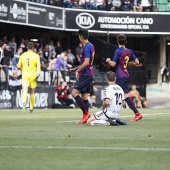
left=154, top=0, right=170, bottom=11
left=24, top=0, right=170, bottom=11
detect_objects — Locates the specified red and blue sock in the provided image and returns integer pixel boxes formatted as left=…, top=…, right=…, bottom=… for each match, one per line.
left=125, top=97, right=138, bottom=114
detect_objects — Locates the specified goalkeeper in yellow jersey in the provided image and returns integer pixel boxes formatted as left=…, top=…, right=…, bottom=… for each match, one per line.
left=17, top=42, right=41, bottom=113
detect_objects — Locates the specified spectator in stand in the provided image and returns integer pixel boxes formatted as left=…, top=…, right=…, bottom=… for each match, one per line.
left=75, top=42, right=83, bottom=64
left=33, top=42, right=39, bottom=53
left=57, top=0, right=63, bottom=6
left=67, top=48, right=76, bottom=66
left=56, top=81, right=74, bottom=106
left=2, top=35, right=8, bottom=44
left=12, top=47, right=23, bottom=69
left=38, top=48, right=48, bottom=70
left=48, top=0, right=56, bottom=5
left=12, top=47, right=23, bottom=78
left=49, top=40, right=56, bottom=60
left=0, top=41, right=5, bottom=65
left=54, top=52, right=72, bottom=85
left=86, top=0, right=97, bottom=10
left=141, top=0, right=152, bottom=11
left=49, top=40, right=56, bottom=52
left=19, top=38, right=26, bottom=52
left=121, top=0, right=133, bottom=11
left=96, top=0, right=105, bottom=10
left=107, top=0, right=122, bottom=11
left=55, top=40, right=63, bottom=55
left=48, top=51, right=72, bottom=86
left=129, top=85, right=147, bottom=108
left=132, top=0, right=142, bottom=11
left=50, top=49, right=57, bottom=60
left=2, top=44, right=14, bottom=66
left=43, top=44, right=50, bottom=65
left=78, top=0, right=87, bottom=8
left=38, top=37, right=44, bottom=50
left=8, top=36, right=17, bottom=54
left=63, top=0, right=74, bottom=8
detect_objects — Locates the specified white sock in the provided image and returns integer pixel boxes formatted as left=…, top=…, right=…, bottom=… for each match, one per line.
left=90, top=120, right=110, bottom=126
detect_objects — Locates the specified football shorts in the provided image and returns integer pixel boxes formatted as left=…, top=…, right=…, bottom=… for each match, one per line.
left=116, top=77, right=129, bottom=93
left=74, top=75, right=93, bottom=93
left=22, top=73, right=37, bottom=88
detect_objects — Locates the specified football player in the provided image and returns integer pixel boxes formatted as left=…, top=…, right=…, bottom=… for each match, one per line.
left=86, top=71, right=127, bottom=126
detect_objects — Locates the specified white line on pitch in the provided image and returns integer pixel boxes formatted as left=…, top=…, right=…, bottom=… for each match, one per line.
left=0, top=145, right=170, bottom=151
left=47, top=112, right=170, bottom=124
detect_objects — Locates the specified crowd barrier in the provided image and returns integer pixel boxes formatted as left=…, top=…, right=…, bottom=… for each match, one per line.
left=0, top=86, right=106, bottom=110
left=0, top=65, right=104, bottom=109
left=0, top=65, right=146, bottom=109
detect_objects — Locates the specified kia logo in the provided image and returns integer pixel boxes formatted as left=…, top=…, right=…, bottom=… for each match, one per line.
left=76, top=13, right=95, bottom=29
left=12, top=3, right=18, bottom=19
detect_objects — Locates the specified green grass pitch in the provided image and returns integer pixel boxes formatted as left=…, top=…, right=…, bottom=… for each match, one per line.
left=0, top=108, right=170, bottom=170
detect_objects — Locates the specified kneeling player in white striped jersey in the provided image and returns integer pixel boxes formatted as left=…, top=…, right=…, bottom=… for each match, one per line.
left=86, top=71, right=127, bottom=126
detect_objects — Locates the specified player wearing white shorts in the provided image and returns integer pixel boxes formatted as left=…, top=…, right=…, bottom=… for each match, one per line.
left=86, top=71, right=127, bottom=126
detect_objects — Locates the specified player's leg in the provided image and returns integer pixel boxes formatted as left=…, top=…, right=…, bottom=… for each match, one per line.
left=116, top=118, right=128, bottom=125
left=82, top=93, right=90, bottom=113
left=22, top=85, right=28, bottom=113
left=124, top=93, right=143, bottom=121
left=21, top=75, right=29, bottom=113
left=86, top=111, right=109, bottom=126
left=29, top=74, right=37, bottom=113
left=86, top=114, right=96, bottom=125
left=72, top=89, right=90, bottom=124
left=72, top=75, right=93, bottom=124
left=82, top=80, right=93, bottom=113
left=29, top=88, right=35, bottom=113
left=116, top=78, right=142, bottom=121
left=87, top=111, right=119, bottom=126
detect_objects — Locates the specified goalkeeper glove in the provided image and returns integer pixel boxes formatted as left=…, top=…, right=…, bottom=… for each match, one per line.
left=35, top=73, right=40, bottom=82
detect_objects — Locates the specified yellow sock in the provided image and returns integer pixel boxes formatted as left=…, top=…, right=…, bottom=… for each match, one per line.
left=30, top=94, right=35, bottom=110
left=22, top=92, right=27, bottom=105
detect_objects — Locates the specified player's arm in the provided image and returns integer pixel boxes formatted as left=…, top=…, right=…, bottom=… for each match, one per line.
left=129, top=58, right=139, bottom=66
left=101, top=98, right=110, bottom=110
left=69, top=65, right=80, bottom=72
left=35, top=56, right=41, bottom=81
left=129, top=52, right=139, bottom=66
left=76, top=58, right=89, bottom=73
left=106, top=58, right=116, bottom=67
left=106, top=50, right=119, bottom=67
left=76, top=45, right=91, bottom=73
left=75, top=58, right=89, bottom=80
left=17, top=57, right=22, bottom=71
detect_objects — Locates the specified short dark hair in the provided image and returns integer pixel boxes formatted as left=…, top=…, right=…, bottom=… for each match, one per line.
left=78, top=29, right=89, bottom=40
left=107, top=71, right=116, bottom=82
left=116, top=34, right=127, bottom=45
left=27, top=42, right=33, bottom=49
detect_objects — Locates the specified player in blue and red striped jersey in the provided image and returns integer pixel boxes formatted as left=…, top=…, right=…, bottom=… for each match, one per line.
left=106, top=34, right=143, bottom=122
left=69, top=29, right=95, bottom=124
